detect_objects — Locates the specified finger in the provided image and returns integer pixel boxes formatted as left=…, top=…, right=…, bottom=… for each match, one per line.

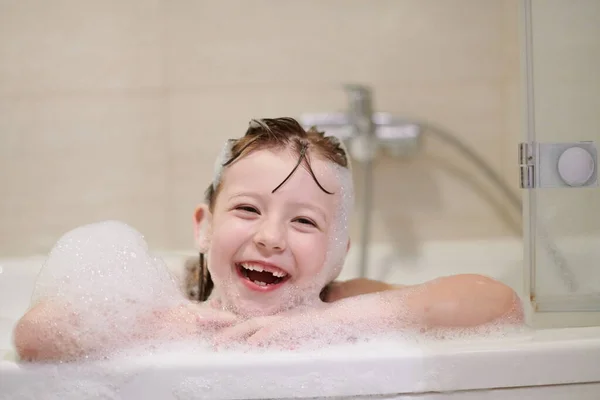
left=148, top=305, right=239, bottom=338
left=247, top=326, right=300, bottom=350
left=214, top=318, right=265, bottom=342
left=197, top=310, right=239, bottom=327
left=246, top=328, right=275, bottom=347
left=213, top=316, right=279, bottom=347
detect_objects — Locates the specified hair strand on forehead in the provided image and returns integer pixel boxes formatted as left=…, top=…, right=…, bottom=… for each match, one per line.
left=270, top=142, right=335, bottom=195
left=206, top=117, right=349, bottom=210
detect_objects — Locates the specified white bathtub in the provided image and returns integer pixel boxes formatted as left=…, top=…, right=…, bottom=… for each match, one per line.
left=1, top=240, right=600, bottom=400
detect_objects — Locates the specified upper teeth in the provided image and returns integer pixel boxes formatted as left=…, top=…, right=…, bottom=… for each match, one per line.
left=240, top=263, right=287, bottom=277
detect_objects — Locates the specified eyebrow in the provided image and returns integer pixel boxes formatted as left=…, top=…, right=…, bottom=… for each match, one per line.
left=227, top=191, right=260, bottom=201
left=288, top=201, right=329, bottom=222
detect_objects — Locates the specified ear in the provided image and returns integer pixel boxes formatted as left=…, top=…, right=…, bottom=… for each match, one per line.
left=193, top=204, right=212, bottom=253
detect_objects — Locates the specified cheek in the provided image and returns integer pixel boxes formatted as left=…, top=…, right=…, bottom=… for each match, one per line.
left=293, top=233, right=329, bottom=275
left=215, top=217, right=252, bottom=240
left=209, top=218, right=252, bottom=259
left=207, top=234, right=237, bottom=285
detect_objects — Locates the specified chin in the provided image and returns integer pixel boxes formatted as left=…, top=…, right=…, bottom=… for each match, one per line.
left=213, top=273, right=324, bottom=318
left=232, top=285, right=323, bottom=318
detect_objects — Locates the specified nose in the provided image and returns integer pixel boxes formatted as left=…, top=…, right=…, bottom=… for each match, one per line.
left=253, top=218, right=286, bottom=252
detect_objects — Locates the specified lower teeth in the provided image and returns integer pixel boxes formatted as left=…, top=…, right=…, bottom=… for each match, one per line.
left=239, top=265, right=283, bottom=286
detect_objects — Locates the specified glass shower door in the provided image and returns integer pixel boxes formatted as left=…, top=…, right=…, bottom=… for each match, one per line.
left=522, top=0, right=600, bottom=316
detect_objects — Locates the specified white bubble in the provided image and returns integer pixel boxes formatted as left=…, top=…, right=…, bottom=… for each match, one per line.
left=33, top=220, right=181, bottom=305
left=27, top=220, right=191, bottom=362
left=7, top=221, right=533, bottom=400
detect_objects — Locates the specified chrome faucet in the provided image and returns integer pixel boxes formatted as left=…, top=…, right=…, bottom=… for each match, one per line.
left=300, top=84, right=421, bottom=158
left=299, top=84, right=421, bottom=278
left=345, top=84, right=376, bottom=139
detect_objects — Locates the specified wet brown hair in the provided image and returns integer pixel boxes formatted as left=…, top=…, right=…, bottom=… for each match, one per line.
left=195, top=117, right=350, bottom=301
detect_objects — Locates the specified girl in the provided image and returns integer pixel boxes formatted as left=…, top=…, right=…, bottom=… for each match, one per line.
left=14, top=117, right=523, bottom=361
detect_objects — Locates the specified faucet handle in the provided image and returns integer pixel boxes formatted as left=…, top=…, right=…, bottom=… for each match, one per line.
left=343, top=83, right=375, bottom=135
left=343, top=83, right=372, bottom=97
left=298, top=113, right=354, bottom=141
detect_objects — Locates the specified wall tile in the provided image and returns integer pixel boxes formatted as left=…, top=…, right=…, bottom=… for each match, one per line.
left=0, top=0, right=164, bottom=94
left=0, top=95, right=168, bottom=256
left=166, top=0, right=508, bottom=88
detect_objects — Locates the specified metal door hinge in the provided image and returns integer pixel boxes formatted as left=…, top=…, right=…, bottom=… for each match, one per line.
left=519, top=142, right=535, bottom=189
left=518, top=141, right=598, bottom=189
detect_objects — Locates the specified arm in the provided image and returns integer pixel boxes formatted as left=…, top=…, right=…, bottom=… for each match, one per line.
left=327, top=274, right=523, bottom=328
left=377, top=274, right=524, bottom=329
left=13, top=300, right=87, bottom=362
left=14, top=299, right=238, bottom=362
left=214, top=275, right=523, bottom=348
left=323, top=278, right=398, bottom=302
left=12, top=299, right=176, bottom=362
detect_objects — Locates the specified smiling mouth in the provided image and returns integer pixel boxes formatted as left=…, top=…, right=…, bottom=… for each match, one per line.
left=236, top=262, right=290, bottom=287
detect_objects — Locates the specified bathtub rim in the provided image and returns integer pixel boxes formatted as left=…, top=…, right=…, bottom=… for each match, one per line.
left=2, top=325, right=600, bottom=399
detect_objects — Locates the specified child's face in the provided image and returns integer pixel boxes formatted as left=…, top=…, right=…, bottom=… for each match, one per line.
left=197, top=148, right=347, bottom=317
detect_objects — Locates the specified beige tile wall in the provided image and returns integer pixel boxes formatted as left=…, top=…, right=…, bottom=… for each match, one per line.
left=0, top=0, right=523, bottom=257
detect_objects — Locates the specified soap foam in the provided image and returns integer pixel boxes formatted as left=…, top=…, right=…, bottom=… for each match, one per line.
left=27, top=217, right=528, bottom=358
left=32, top=220, right=181, bottom=306
left=4, top=220, right=534, bottom=399
left=28, top=220, right=192, bottom=361
left=2, top=326, right=533, bottom=400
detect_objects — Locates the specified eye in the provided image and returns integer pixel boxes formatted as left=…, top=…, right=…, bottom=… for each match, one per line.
left=235, top=205, right=260, bottom=214
left=293, top=217, right=317, bottom=227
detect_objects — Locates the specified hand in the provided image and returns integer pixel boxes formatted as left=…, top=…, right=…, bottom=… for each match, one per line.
left=213, top=300, right=383, bottom=350
left=137, top=303, right=240, bottom=341
left=324, top=278, right=396, bottom=302
left=212, top=314, right=287, bottom=348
